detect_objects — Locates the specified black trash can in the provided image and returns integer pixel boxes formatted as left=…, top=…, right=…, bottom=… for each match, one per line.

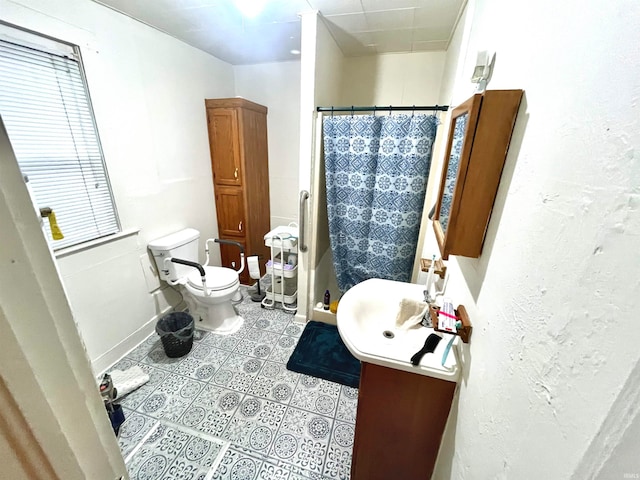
left=156, top=311, right=194, bottom=358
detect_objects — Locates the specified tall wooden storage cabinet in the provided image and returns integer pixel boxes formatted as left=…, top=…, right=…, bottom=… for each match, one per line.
left=205, top=98, right=271, bottom=285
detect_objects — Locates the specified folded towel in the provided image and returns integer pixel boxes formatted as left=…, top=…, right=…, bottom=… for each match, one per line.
left=395, top=299, right=430, bottom=330
left=109, top=366, right=150, bottom=400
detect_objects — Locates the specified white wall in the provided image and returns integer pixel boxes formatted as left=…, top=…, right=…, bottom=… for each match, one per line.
left=340, top=51, right=446, bottom=106
left=313, top=17, right=344, bottom=108
left=429, top=0, right=640, bottom=478
left=295, top=11, right=345, bottom=324
left=0, top=0, right=236, bottom=372
left=234, top=61, right=301, bottom=228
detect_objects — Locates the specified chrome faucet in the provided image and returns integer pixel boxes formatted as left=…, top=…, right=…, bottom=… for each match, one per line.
left=424, top=273, right=450, bottom=305
left=423, top=289, right=434, bottom=304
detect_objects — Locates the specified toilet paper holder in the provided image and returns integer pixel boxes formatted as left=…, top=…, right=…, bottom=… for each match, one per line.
left=247, top=255, right=266, bottom=302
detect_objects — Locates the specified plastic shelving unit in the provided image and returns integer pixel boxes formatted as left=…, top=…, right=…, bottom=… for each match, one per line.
left=262, top=225, right=298, bottom=313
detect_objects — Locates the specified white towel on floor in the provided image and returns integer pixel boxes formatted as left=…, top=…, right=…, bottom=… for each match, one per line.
left=395, top=299, right=430, bottom=330
left=110, top=366, right=150, bottom=400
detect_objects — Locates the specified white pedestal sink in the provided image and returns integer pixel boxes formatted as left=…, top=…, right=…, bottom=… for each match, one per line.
left=337, top=278, right=460, bottom=383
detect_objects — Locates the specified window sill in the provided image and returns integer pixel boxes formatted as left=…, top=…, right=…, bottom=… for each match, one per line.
left=54, top=228, right=140, bottom=259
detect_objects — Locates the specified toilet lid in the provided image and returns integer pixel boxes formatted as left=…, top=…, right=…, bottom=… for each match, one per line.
left=186, top=266, right=239, bottom=291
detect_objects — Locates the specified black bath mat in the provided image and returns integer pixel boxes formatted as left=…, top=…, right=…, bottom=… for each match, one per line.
left=286, top=321, right=361, bottom=388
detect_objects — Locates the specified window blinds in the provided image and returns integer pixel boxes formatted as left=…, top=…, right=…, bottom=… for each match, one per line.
left=0, top=37, right=119, bottom=250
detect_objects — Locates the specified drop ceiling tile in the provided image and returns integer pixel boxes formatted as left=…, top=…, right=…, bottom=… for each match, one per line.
left=94, top=0, right=463, bottom=65
left=413, top=1, right=462, bottom=27
left=339, top=28, right=376, bottom=48
left=414, top=0, right=464, bottom=10
left=323, top=12, right=369, bottom=32
left=323, top=24, right=375, bottom=56
left=183, top=4, right=244, bottom=30
left=168, top=0, right=220, bottom=9
left=309, top=0, right=364, bottom=16
left=96, top=0, right=172, bottom=23
left=361, top=0, right=419, bottom=11
left=157, top=15, right=200, bottom=32
left=231, top=21, right=301, bottom=63
left=104, top=0, right=195, bottom=32
left=364, top=8, right=415, bottom=31
left=412, top=25, right=453, bottom=42
left=412, top=40, right=448, bottom=51
left=369, top=29, right=412, bottom=53
left=351, top=31, right=376, bottom=48
left=249, top=0, right=309, bottom=24
left=175, top=28, right=210, bottom=45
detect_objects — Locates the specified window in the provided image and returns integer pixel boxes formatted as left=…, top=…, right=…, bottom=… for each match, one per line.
left=0, top=25, right=119, bottom=250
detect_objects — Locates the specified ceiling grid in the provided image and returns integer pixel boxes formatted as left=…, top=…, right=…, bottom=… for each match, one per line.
left=93, top=0, right=465, bottom=64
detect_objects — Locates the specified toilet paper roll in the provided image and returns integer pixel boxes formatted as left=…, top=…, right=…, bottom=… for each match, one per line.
left=247, top=256, right=261, bottom=279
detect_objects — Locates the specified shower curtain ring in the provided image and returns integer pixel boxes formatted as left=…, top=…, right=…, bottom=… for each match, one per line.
left=331, top=106, right=334, bottom=117
left=351, top=105, right=354, bottom=117
left=412, top=105, right=415, bottom=117
left=389, top=105, right=392, bottom=116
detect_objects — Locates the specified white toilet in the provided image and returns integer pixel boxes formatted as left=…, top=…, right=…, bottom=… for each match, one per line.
left=148, top=228, right=244, bottom=335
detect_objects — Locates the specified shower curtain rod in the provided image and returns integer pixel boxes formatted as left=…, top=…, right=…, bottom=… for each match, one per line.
left=316, top=105, right=449, bottom=113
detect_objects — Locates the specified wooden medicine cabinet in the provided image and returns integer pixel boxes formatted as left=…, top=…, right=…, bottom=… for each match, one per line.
left=433, top=89, right=523, bottom=259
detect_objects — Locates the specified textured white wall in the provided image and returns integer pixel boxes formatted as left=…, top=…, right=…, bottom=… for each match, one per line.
left=0, top=0, right=235, bottom=372
left=430, top=0, right=640, bottom=478
left=234, top=61, right=301, bottom=228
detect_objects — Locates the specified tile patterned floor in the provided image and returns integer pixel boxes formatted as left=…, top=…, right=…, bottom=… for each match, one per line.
left=113, top=288, right=357, bottom=480
left=123, top=419, right=228, bottom=479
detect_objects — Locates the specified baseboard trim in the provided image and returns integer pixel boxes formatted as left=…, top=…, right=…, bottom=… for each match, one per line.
left=92, top=305, right=173, bottom=376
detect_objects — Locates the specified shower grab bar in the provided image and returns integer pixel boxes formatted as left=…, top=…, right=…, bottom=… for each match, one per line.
left=299, top=190, right=309, bottom=252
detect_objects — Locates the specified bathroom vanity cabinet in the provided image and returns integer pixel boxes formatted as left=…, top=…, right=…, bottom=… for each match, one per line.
left=351, top=362, right=456, bottom=480
left=205, top=98, right=271, bottom=284
left=433, top=89, right=523, bottom=259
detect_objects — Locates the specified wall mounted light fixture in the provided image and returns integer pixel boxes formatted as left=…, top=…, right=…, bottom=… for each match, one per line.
left=471, top=50, right=496, bottom=92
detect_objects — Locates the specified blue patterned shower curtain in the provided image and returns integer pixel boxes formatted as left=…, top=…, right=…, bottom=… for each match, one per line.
left=324, top=114, right=438, bottom=293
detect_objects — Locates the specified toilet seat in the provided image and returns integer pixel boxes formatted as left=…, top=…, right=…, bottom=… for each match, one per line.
left=186, top=266, right=239, bottom=292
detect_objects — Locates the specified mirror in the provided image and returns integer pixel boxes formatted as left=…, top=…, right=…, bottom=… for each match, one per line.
left=433, top=90, right=523, bottom=260
left=433, top=94, right=482, bottom=258
left=438, top=111, right=469, bottom=233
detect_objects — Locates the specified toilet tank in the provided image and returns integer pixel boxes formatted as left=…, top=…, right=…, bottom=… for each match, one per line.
left=148, top=228, right=200, bottom=282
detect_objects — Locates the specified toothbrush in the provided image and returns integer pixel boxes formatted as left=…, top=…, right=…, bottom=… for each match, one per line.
left=441, top=320, right=462, bottom=366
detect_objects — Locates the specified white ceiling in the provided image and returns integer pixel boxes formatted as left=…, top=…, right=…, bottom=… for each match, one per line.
left=93, top=0, right=465, bottom=65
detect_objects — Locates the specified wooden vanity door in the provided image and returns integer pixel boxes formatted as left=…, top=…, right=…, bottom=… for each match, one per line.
left=351, top=363, right=456, bottom=480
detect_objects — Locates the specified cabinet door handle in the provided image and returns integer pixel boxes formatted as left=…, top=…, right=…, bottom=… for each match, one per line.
left=238, top=221, right=243, bottom=232
left=234, top=167, right=238, bottom=179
